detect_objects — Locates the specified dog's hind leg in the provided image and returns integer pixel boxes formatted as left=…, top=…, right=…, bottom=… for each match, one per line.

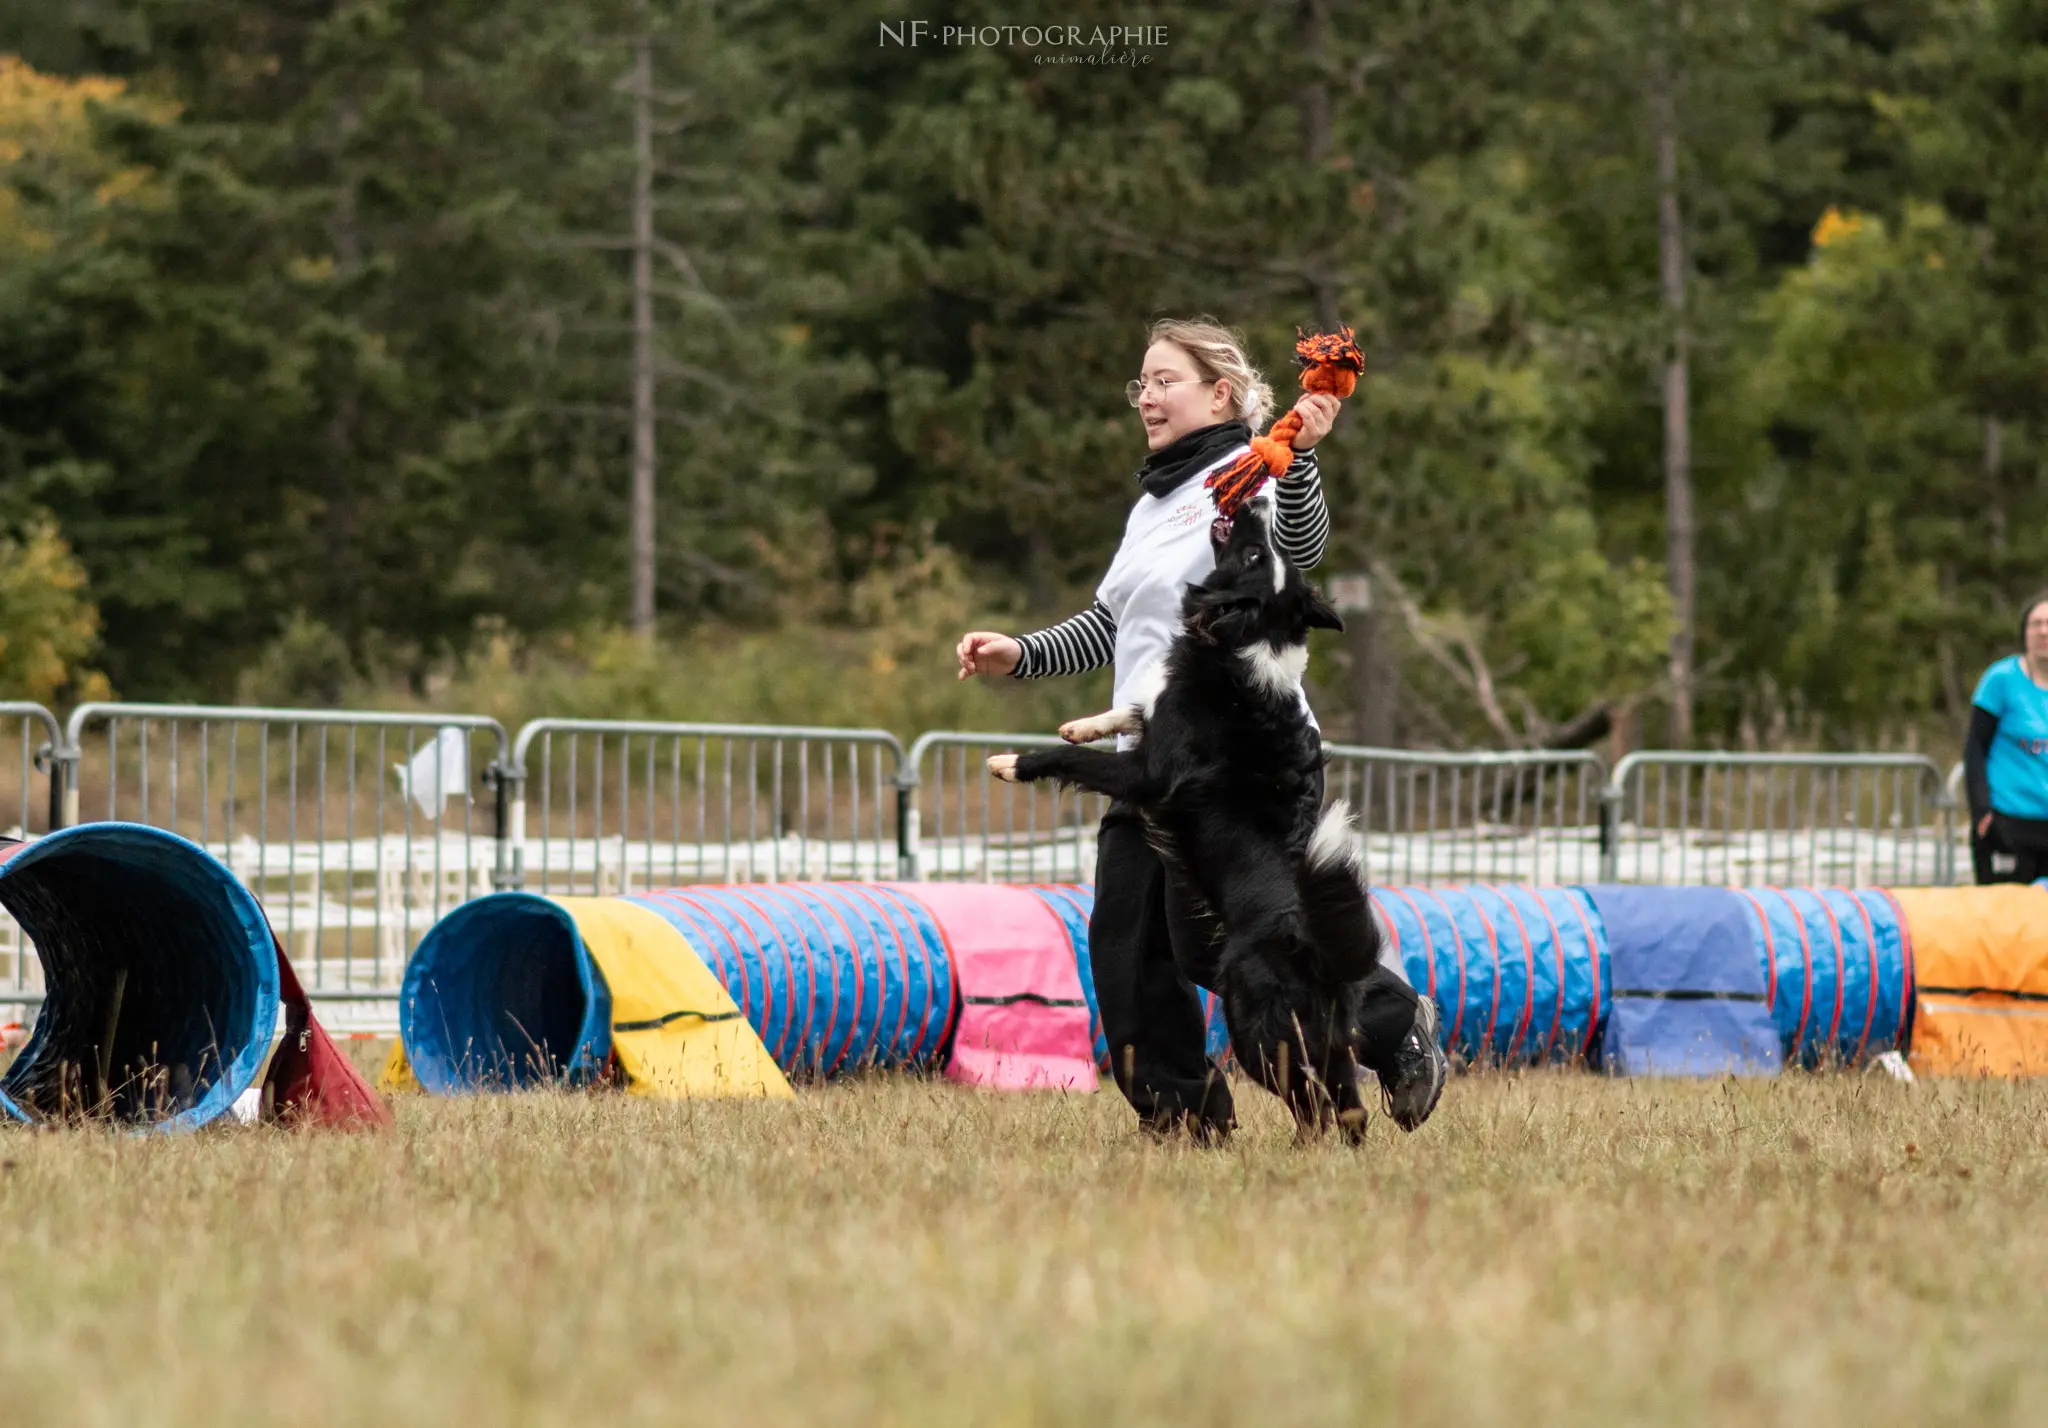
left=1299, top=801, right=1383, bottom=982
left=1290, top=1005, right=1374, bottom=1145
left=1268, top=1037, right=1326, bottom=1144
left=1328, top=1050, right=1371, bottom=1146
left=1221, top=974, right=1329, bottom=1141
left=1275, top=1039, right=1320, bottom=1145
left=1285, top=1033, right=1344, bottom=1145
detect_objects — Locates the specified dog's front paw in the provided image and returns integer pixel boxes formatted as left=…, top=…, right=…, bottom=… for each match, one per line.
left=1059, top=707, right=1140, bottom=744
left=986, top=753, right=1021, bottom=783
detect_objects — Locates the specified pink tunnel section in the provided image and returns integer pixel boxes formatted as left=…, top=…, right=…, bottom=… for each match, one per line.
left=891, top=883, right=1099, bottom=1092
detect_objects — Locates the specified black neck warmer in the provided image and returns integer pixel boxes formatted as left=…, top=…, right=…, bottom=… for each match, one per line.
left=1133, top=420, right=1251, bottom=499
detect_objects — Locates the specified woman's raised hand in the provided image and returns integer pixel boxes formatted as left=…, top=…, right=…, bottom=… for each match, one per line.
left=956, top=631, right=1022, bottom=680
left=1290, top=392, right=1340, bottom=451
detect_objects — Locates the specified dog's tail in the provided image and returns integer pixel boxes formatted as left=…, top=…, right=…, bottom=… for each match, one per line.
left=1299, top=800, right=1384, bottom=982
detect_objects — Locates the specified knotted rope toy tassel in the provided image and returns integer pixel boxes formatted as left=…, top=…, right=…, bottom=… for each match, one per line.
left=1204, top=326, right=1365, bottom=528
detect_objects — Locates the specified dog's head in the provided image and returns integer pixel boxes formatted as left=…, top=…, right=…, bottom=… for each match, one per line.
left=1182, top=498, right=1344, bottom=650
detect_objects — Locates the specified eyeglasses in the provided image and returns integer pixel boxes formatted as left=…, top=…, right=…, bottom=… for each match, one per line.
left=1126, top=374, right=1192, bottom=406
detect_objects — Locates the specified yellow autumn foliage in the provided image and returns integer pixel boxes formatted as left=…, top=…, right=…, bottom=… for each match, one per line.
left=0, top=519, right=108, bottom=704
left=0, top=54, right=165, bottom=259
left=1810, top=205, right=1865, bottom=249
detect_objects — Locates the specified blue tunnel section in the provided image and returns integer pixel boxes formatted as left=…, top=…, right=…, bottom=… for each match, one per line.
left=0, top=825, right=281, bottom=1130
left=1586, top=885, right=1910, bottom=1074
left=627, top=885, right=954, bottom=1075
left=399, top=893, right=612, bottom=1093
left=1371, top=886, right=1608, bottom=1067
left=1589, top=885, right=1782, bottom=1076
left=1733, top=887, right=1911, bottom=1067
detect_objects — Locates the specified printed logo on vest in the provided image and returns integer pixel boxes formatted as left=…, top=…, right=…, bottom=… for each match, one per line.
left=1167, top=501, right=1204, bottom=529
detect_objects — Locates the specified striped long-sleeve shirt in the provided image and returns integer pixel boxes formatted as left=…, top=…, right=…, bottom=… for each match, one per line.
left=1013, top=449, right=1330, bottom=680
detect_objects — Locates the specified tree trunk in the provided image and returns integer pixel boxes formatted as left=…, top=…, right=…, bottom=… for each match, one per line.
left=1299, top=0, right=1401, bottom=757
left=629, top=23, right=657, bottom=637
left=1350, top=592, right=1402, bottom=750
left=1297, top=0, right=1343, bottom=334
left=1653, top=43, right=1694, bottom=746
left=1330, top=573, right=1398, bottom=821
left=326, top=97, right=363, bottom=654
left=1985, top=415, right=2006, bottom=554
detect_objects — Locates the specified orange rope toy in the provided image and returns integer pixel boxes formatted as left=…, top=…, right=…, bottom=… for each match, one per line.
left=1204, top=326, right=1365, bottom=521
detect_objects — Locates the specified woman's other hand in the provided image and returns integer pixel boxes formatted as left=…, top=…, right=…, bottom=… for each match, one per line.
left=956, top=631, right=1021, bottom=680
left=1290, top=392, right=1341, bottom=451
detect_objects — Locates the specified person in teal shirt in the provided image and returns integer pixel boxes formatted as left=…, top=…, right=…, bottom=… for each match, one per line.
left=1965, top=592, right=2048, bottom=883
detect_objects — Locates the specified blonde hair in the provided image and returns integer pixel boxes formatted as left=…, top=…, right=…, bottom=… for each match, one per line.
left=1146, top=316, right=1275, bottom=431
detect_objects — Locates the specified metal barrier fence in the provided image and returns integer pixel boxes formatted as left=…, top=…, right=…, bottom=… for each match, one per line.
left=1598, top=751, right=1955, bottom=886
left=53, top=704, right=512, bottom=1003
left=1325, top=744, right=1609, bottom=885
left=900, top=737, right=1964, bottom=891
left=0, top=695, right=1995, bottom=1024
left=507, top=719, right=908, bottom=894
left=1, top=703, right=61, bottom=839
left=0, top=703, right=62, bottom=1007
left=899, top=731, right=1110, bottom=883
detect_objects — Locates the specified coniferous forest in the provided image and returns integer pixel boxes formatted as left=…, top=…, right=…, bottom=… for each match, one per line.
left=4, top=1, right=2046, bottom=753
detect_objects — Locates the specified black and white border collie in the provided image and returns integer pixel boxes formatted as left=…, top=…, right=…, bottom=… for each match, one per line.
left=989, top=500, right=1447, bottom=1140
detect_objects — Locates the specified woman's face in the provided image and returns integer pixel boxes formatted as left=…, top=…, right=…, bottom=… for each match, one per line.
left=2026, top=604, right=2048, bottom=663
left=1136, top=340, right=1234, bottom=451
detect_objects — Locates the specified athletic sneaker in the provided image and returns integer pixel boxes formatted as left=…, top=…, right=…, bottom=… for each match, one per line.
left=1382, top=994, right=1447, bottom=1131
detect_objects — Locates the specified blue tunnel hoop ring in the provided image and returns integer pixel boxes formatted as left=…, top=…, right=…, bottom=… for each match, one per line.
left=398, top=892, right=614, bottom=1094
left=0, top=824, right=283, bottom=1131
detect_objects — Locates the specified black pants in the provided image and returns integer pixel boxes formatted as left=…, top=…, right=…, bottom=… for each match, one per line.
left=1089, top=801, right=1234, bottom=1129
left=1972, top=812, right=2048, bottom=885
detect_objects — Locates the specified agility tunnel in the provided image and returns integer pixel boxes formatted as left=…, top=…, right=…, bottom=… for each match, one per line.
left=1889, top=886, right=2048, bottom=1077
left=1029, top=883, right=1912, bottom=1077
left=396, top=875, right=2048, bottom=1095
left=398, top=883, right=1097, bottom=1097
left=1586, top=886, right=1916, bottom=1075
left=1024, top=883, right=1607, bottom=1071
left=0, top=826, right=385, bottom=1130
left=398, top=880, right=1619, bottom=1089
left=1023, top=883, right=1610, bottom=1071
left=1374, top=886, right=1607, bottom=1067
left=1021, top=883, right=1230, bottom=1068
left=399, top=893, right=793, bottom=1098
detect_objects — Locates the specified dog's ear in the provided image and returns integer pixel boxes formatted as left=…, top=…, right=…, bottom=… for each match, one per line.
left=1303, top=586, right=1345, bottom=633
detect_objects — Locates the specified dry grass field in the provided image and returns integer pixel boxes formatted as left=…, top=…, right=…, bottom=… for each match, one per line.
left=0, top=1067, right=2043, bottom=1427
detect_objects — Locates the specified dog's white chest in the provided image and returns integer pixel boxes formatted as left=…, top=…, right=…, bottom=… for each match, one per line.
left=1238, top=642, right=1309, bottom=696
